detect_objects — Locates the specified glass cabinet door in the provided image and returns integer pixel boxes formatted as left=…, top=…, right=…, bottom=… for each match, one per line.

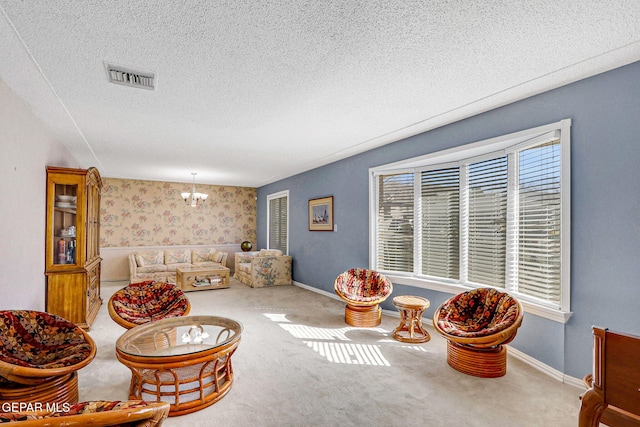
left=52, top=182, right=78, bottom=265
left=46, top=168, right=86, bottom=270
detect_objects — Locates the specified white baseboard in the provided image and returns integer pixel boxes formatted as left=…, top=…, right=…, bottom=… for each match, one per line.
left=292, top=280, right=584, bottom=388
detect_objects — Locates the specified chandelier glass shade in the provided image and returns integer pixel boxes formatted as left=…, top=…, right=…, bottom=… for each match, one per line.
left=181, top=173, right=208, bottom=207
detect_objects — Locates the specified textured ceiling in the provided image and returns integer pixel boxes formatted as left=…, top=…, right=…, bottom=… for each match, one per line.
left=1, top=1, right=639, bottom=187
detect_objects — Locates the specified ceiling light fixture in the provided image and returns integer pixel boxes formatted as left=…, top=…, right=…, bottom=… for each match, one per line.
left=181, top=173, right=208, bottom=207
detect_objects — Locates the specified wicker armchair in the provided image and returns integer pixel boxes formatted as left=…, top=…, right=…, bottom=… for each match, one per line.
left=0, top=310, right=96, bottom=405
left=334, top=268, right=393, bottom=327
left=0, top=400, right=170, bottom=426
left=432, top=288, right=523, bottom=378
left=108, top=281, right=191, bottom=329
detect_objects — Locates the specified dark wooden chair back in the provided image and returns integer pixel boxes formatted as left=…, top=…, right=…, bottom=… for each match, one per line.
left=579, top=326, right=640, bottom=427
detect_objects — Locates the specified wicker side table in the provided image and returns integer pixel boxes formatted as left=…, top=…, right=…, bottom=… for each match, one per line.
left=392, top=295, right=431, bottom=343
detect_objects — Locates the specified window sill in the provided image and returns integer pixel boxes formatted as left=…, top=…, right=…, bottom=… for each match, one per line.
left=386, top=274, right=573, bottom=324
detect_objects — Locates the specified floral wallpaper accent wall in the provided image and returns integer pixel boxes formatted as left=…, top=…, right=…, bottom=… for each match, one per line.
left=100, top=178, right=256, bottom=247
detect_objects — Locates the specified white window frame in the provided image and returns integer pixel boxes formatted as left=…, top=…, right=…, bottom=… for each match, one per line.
left=267, top=190, right=289, bottom=255
left=369, top=119, right=572, bottom=323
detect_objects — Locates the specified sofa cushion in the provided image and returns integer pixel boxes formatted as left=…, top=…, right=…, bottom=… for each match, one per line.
left=135, top=250, right=164, bottom=267
left=136, top=264, right=168, bottom=273
left=259, top=249, right=283, bottom=257
left=165, top=249, right=191, bottom=264
left=165, top=262, right=193, bottom=272
left=192, top=261, right=222, bottom=268
left=191, top=248, right=219, bottom=263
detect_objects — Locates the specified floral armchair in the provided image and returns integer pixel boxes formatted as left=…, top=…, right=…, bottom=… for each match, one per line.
left=234, top=249, right=292, bottom=288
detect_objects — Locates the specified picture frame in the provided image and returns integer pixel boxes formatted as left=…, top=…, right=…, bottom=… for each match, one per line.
left=308, top=196, right=334, bottom=231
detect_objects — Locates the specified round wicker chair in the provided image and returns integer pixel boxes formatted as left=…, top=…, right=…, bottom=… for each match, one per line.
left=108, top=280, right=191, bottom=330
left=0, top=400, right=170, bottom=426
left=432, top=288, right=523, bottom=378
left=334, top=268, right=393, bottom=327
left=0, top=310, right=96, bottom=404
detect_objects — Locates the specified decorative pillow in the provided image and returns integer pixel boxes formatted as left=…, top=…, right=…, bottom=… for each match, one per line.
left=259, top=249, right=282, bottom=257
left=135, top=251, right=163, bottom=267
left=165, top=249, right=190, bottom=264
left=135, top=254, right=145, bottom=267
left=212, top=252, right=224, bottom=263
left=192, top=248, right=217, bottom=263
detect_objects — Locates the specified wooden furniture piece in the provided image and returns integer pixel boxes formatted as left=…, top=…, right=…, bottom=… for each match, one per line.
left=116, top=315, right=243, bottom=417
left=579, top=327, right=640, bottom=427
left=45, top=166, right=103, bottom=330
left=176, top=265, right=230, bottom=292
left=432, top=288, right=523, bottom=378
left=392, top=295, right=431, bottom=343
left=108, top=281, right=191, bottom=330
left=0, top=310, right=96, bottom=406
left=0, top=400, right=170, bottom=426
left=334, top=268, right=393, bottom=327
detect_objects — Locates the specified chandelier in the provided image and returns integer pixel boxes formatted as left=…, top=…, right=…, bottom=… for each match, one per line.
left=181, top=173, right=208, bottom=207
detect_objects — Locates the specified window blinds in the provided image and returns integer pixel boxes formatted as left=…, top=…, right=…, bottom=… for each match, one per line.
left=467, top=156, right=508, bottom=287
left=269, top=195, right=288, bottom=254
left=420, top=167, right=460, bottom=279
left=377, top=173, right=414, bottom=272
left=517, top=140, right=561, bottom=304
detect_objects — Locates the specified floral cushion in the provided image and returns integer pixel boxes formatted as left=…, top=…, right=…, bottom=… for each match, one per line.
left=54, top=400, right=149, bottom=417
left=164, top=249, right=191, bottom=264
left=334, top=269, right=393, bottom=303
left=0, top=413, right=39, bottom=422
left=191, top=248, right=222, bottom=263
left=435, top=288, right=521, bottom=338
left=0, top=401, right=155, bottom=425
left=0, top=310, right=93, bottom=369
left=110, top=281, right=189, bottom=325
left=165, top=262, right=193, bottom=272
left=136, top=264, right=168, bottom=274
left=134, top=251, right=164, bottom=267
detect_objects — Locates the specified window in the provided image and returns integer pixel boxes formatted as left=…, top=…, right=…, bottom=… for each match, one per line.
left=370, top=120, right=571, bottom=322
left=267, top=191, right=289, bottom=254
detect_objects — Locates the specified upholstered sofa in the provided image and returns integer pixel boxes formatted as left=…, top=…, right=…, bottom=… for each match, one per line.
left=234, top=249, right=292, bottom=287
left=128, top=248, right=227, bottom=283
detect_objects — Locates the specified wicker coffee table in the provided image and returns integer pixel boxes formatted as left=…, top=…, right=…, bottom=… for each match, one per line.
left=115, top=315, right=242, bottom=416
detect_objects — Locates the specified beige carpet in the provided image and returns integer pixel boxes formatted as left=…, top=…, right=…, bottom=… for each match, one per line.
left=80, top=279, right=583, bottom=426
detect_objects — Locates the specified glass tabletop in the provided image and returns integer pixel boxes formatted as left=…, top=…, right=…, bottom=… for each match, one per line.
left=116, top=315, right=243, bottom=357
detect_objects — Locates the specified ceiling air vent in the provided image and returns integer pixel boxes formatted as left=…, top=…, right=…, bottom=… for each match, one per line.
left=105, top=62, right=155, bottom=90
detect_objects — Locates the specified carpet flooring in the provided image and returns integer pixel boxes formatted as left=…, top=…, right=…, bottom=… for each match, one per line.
left=79, top=279, right=584, bottom=426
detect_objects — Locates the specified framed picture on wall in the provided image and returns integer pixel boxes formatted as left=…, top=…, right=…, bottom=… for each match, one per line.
left=308, top=196, right=334, bottom=231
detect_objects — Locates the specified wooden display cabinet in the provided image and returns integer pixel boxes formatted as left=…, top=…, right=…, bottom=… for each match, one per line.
left=45, top=166, right=102, bottom=329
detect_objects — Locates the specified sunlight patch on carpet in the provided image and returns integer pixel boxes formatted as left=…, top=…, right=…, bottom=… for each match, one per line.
left=304, top=341, right=391, bottom=366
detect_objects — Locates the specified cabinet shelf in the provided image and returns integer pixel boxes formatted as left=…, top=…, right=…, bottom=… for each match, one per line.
left=54, top=207, right=77, bottom=214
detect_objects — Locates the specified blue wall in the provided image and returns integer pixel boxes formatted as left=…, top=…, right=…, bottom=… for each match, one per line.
left=257, top=61, right=640, bottom=378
